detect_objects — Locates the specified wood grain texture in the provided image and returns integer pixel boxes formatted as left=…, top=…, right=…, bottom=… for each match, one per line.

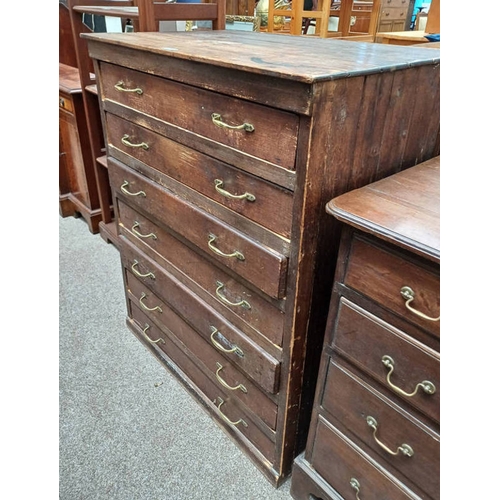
left=83, top=31, right=439, bottom=83
left=327, top=157, right=440, bottom=262
left=88, top=31, right=440, bottom=487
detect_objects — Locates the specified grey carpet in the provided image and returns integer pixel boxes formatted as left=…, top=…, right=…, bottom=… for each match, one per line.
left=59, top=214, right=293, bottom=499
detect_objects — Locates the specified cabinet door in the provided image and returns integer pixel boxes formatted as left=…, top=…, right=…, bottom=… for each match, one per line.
left=59, top=103, right=90, bottom=207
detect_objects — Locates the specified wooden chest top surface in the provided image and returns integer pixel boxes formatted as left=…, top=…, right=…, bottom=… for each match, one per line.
left=82, top=31, right=440, bottom=83
left=327, top=156, right=440, bottom=262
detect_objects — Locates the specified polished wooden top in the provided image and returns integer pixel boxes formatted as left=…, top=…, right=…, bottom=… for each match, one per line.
left=327, top=156, right=440, bottom=263
left=82, top=31, right=439, bottom=83
left=59, top=63, right=82, bottom=94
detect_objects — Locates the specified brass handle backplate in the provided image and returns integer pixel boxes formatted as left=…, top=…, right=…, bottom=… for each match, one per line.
left=400, top=286, right=440, bottom=321
left=366, top=416, right=414, bottom=457
left=214, top=179, right=255, bottom=202
left=382, top=355, right=436, bottom=398
left=141, top=324, right=165, bottom=345
left=131, top=260, right=155, bottom=280
left=121, top=134, right=149, bottom=150
left=210, top=326, right=244, bottom=357
left=114, top=80, right=143, bottom=95
left=131, top=221, right=157, bottom=240
left=211, top=113, right=255, bottom=132
left=215, top=362, right=247, bottom=393
left=208, top=234, right=245, bottom=261
left=215, top=281, right=250, bottom=309
left=350, top=478, right=361, bottom=499
left=214, top=397, right=248, bottom=427
left=120, top=180, right=146, bottom=197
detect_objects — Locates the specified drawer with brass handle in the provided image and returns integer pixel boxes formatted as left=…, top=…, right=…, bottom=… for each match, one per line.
left=109, top=157, right=288, bottom=299
left=59, top=93, right=74, bottom=113
left=106, top=111, right=294, bottom=239
left=331, top=298, right=440, bottom=424
left=121, top=239, right=282, bottom=395
left=310, top=416, right=418, bottom=500
left=99, top=62, right=299, bottom=170
left=127, top=293, right=278, bottom=430
left=126, top=304, right=276, bottom=463
left=343, top=235, right=440, bottom=338
left=320, top=357, right=440, bottom=498
left=116, top=199, right=286, bottom=348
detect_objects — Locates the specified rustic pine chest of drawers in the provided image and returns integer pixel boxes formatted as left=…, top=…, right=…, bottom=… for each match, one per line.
left=291, top=156, right=440, bottom=499
left=83, top=31, right=440, bottom=486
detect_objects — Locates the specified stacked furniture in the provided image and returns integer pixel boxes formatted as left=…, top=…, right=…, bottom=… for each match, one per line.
left=66, top=0, right=226, bottom=244
left=59, top=1, right=104, bottom=233
left=83, top=30, right=440, bottom=486
left=291, top=156, right=440, bottom=499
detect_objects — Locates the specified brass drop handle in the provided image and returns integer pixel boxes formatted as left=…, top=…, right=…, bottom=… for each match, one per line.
left=208, top=234, right=245, bottom=261
left=141, top=324, right=165, bottom=344
left=214, top=179, right=256, bottom=202
left=215, top=362, right=247, bottom=393
left=131, top=259, right=155, bottom=280
left=400, top=286, right=440, bottom=322
left=120, top=180, right=146, bottom=197
left=210, top=326, right=244, bottom=357
left=215, top=281, right=251, bottom=309
left=366, top=416, right=414, bottom=457
left=214, top=397, right=248, bottom=427
left=139, top=292, right=162, bottom=313
left=121, top=134, right=149, bottom=150
left=350, top=478, right=361, bottom=499
left=211, top=113, right=255, bottom=132
left=114, top=80, right=143, bottom=95
left=382, top=355, right=436, bottom=397
left=131, top=221, right=157, bottom=240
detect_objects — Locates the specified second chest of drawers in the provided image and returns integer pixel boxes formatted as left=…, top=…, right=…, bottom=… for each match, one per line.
left=85, top=31, right=440, bottom=486
left=291, top=157, right=440, bottom=499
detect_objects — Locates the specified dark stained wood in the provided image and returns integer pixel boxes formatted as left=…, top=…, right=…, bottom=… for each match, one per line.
left=59, top=63, right=103, bottom=233
left=87, top=31, right=440, bottom=487
left=327, top=156, right=440, bottom=262
left=99, top=61, right=299, bottom=169
left=84, top=30, right=439, bottom=83
left=126, top=304, right=277, bottom=463
left=109, top=158, right=289, bottom=299
left=105, top=113, right=294, bottom=238
left=291, top=160, right=440, bottom=498
left=59, top=2, right=78, bottom=67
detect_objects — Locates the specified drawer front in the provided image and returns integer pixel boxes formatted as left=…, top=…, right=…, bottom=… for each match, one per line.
left=127, top=290, right=278, bottom=430
left=127, top=306, right=276, bottom=463
left=59, top=93, right=74, bottom=113
left=321, top=359, right=440, bottom=498
left=380, top=6, right=408, bottom=21
left=121, top=238, right=281, bottom=395
left=116, top=198, right=285, bottom=347
left=106, top=113, right=294, bottom=239
left=310, top=416, right=418, bottom=500
left=100, top=62, right=299, bottom=170
left=109, top=158, right=288, bottom=299
left=344, top=236, right=440, bottom=338
left=332, top=298, right=440, bottom=423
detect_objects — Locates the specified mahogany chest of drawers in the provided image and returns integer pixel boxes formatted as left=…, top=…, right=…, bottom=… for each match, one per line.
left=291, top=157, right=440, bottom=498
left=59, top=63, right=102, bottom=233
left=84, top=31, right=440, bottom=486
